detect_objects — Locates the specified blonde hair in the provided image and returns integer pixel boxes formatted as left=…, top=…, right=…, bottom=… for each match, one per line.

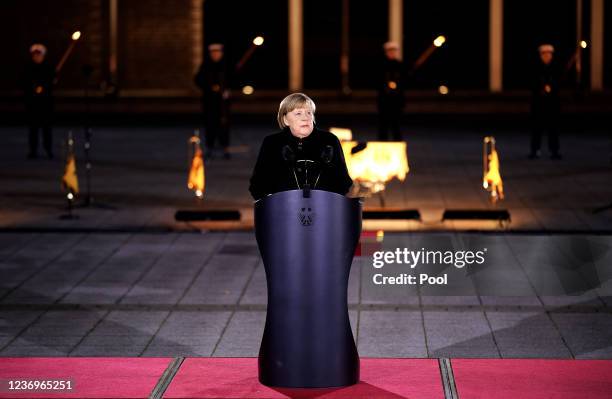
left=277, top=93, right=316, bottom=128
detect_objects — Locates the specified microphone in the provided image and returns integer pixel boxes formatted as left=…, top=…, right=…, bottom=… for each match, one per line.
left=314, top=145, right=334, bottom=189
left=321, top=145, right=333, bottom=166
left=282, top=145, right=296, bottom=163
left=282, top=145, right=300, bottom=190
left=351, top=142, right=367, bottom=155
left=297, top=159, right=315, bottom=198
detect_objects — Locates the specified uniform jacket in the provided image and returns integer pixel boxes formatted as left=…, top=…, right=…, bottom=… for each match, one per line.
left=22, top=60, right=55, bottom=110
left=194, top=59, right=231, bottom=102
left=378, top=58, right=405, bottom=101
left=531, top=61, right=561, bottom=114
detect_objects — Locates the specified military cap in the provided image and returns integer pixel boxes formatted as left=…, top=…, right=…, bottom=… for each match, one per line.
left=29, top=43, right=47, bottom=55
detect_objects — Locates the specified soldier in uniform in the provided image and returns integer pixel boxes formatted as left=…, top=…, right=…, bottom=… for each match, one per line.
left=23, top=44, right=55, bottom=159
left=194, top=43, right=232, bottom=159
left=529, top=44, right=562, bottom=160
left=377, top=41, right=405, bottom=141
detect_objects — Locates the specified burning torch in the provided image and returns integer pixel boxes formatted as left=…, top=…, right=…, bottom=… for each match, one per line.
left=412, top=35, right=446, bottom=72
left=54, top=31, right=82, bottom=83
left=236, top=35, right=264, bottom=72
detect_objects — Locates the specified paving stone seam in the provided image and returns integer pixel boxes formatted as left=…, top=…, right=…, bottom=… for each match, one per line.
left=115, top=232, right=181, bottom=304
left=52, top=233, right=135, bottom=304
left=0, top=234, right=95, bottom=353
left=1, top=303, right=609, bottom=313
left=173, top=232, right=228, bottom=305
left=145, top=233, right=228, bottom=357
left=0, top=228, right=180, bottom=233
left=74, top=234, right=179, bottom=355
left=0, top=233, right=88, bottom=302
left=67, top=309, right=112, bottom=355
left=140, top=309, right=174, bottom=356
left=482, top=308, right=503, bottom=358
left=468, top=238, right=503, bottom=360
left=543, top=231, right=608, bottom=308
left=502, top=235, right=578, bottom=359
left=63, top=235, right=143, bottom=356
left=501, top=234, right=545, bottom=306
left=0, top=309, right=49, bottom=354
left=419, top=303, right=431, bottom=358
left=416, top=254, right=432, bottom=358
left=238, top=258, right=264, bottom=308
left=545, top=310, right=577, bottom=360
left=211, top=254, right=261, bottom=356
left=0, top=232, right=41, bottom=262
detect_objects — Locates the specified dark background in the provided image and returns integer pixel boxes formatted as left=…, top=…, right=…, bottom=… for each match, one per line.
left=0, top=0, right=609, bottom=94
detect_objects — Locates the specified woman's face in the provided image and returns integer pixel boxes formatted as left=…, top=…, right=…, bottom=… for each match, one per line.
left=284, top=107, right=314, bottom=138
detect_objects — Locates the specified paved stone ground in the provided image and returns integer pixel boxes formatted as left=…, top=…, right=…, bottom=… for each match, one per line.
left=0, top=231, right=611, bottom=358
left=0, top=122, right=611, bottom=231
left=0, top=123, right=611, bottom=359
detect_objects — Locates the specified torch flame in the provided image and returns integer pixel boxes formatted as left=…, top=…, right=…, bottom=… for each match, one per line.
left=433, top=35, right=446, bottom=47
left=253, top=36, right=264, bottom=46
left=188, top=135, right=205, bottom=198
left=62, top=153, right=79, bottom=195
left=72, top=31, right=81, bottom=41
left=483, top=147, right=504, bottom=201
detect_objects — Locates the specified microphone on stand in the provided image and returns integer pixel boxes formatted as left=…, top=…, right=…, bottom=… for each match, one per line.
left=314, top=145, right=334, bottom=189
left=282, top=145, right=300, bottom=190
left=299, top=159, right=316, bottom=198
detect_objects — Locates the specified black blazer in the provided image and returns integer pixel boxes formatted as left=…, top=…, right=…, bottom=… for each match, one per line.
left=249, top=127, right=353, bottom=200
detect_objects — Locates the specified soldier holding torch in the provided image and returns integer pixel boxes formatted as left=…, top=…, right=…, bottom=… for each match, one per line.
left=194, top=43, right=233, bottom=160
left=23, top=44, right=56, bottom=159
left=23, top=31, right=81, bottom=159
left=194, top=37, right=264, bottom=160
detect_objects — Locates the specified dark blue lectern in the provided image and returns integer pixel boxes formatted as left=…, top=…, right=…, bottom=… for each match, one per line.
left=255, top=189, right=361, bottom=388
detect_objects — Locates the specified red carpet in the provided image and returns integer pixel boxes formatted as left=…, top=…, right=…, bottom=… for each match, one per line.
left=452, top=358, right=612, bottom=399
left=0, top=357, right=171, bottom=398
left=3, top=357, right=611, bottom=398
left=164, top=358, right=444, bottom=398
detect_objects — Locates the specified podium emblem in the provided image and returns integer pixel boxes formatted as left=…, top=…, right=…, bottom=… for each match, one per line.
left=298, top=207, right=314, bottom=226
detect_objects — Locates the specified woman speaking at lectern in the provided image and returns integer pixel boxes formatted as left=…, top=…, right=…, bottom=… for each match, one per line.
left=249, top=93, right=353, bottom=200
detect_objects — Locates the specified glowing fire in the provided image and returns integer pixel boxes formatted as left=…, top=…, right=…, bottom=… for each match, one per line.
left=253, top=36, right=264, bottom=46
left=329, top=127, right=353, bottom=142
left=341, top=141, right=409, bottom=193
left=188, top=136, right=205, bottom=198
left=483, top=137, right=504, bottom=201
left=433, top=35, right=446, bottom=47
left=62, top=153, right=79, bottom=195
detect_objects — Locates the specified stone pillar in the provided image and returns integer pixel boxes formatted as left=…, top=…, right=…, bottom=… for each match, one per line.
left=489, top=0, right=503, bottom=92
left=289, top=0, right=303, bottom=91
left=590, top=0, right=604, bottom=91
left=388, top=0, right=403, bottom=60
